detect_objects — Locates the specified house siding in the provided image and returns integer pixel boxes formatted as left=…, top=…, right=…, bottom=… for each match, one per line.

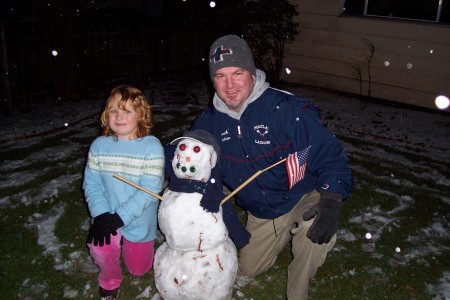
left=283, top=0, right=450, bottom=110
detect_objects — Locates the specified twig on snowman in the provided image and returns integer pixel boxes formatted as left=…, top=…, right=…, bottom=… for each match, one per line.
left=219, top=158, right=286, bottom=204
left=113, top=157, right=287, bottom=204
left=113, top=174, right=164, bottom=201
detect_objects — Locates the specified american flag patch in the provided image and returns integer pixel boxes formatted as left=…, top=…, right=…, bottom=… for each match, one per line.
left=286, top=146, right=311, bottom=189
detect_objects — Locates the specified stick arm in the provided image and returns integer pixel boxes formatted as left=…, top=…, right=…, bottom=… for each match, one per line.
left=220, top=158, right=287, bottom=205
left=113, top=174, right=164, bottom=201
left=114, top=157, right=287, bottom=205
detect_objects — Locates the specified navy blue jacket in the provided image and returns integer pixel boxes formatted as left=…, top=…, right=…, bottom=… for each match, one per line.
left=191, top=87, right=352, bottom=219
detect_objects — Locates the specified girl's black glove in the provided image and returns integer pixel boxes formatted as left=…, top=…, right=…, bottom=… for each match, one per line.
left=303, top=192, right=343, bottom=244
left=87, top=212, right=124, bottom=247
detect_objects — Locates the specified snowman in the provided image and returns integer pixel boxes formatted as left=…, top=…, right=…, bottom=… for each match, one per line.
left=154, top=129, right=247, bottom=300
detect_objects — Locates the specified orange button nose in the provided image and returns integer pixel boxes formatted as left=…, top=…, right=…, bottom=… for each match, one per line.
left=186, top=157, right=191, bottom=162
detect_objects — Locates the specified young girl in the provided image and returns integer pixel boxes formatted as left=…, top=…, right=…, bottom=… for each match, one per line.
left=83, top=85, right=164, bottom=299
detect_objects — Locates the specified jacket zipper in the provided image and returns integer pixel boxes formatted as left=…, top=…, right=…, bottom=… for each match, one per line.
left=237, top=124, right=242, bottom=139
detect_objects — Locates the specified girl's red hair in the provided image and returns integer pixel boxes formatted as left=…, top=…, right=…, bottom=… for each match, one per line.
left=100, top=85, right=153, bottom=139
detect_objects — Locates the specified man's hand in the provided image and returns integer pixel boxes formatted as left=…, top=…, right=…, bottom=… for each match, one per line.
left=303, top=192, right=343, bottom=244
left=87, top=212, right=124, bottom=247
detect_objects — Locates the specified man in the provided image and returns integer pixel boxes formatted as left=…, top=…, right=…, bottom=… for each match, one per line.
left=191, top=34, right=353, bottom=299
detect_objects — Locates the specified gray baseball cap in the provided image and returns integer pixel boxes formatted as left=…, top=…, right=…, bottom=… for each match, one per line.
left=170, top=129, right=220, bottom=155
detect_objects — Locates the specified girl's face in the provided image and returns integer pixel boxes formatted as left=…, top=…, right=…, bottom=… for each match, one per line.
left=108, top=94, right=139, bottom=140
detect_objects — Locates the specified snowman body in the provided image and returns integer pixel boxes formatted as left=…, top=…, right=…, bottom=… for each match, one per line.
left=154, top=137, right=238, bottom=300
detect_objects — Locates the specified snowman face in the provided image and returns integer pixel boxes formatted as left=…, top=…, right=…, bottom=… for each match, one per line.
left=172, top=138, right=217, bottom=181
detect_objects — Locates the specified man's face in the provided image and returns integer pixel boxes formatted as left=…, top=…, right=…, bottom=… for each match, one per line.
left=213, top=67, right=255, bottom=113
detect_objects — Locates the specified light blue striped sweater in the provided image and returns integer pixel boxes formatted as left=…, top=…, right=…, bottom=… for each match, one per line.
left=83, top=135, right=164, bottom=242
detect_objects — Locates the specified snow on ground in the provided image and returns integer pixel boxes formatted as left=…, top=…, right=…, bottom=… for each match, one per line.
left=0, top=75, right=449, bottom=298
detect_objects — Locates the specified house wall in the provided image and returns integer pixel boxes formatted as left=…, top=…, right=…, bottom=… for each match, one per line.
left=282, top=0, right=450, bottom=110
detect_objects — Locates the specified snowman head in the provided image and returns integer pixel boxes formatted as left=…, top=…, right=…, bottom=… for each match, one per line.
left=170, top=130, right=220, bottom=182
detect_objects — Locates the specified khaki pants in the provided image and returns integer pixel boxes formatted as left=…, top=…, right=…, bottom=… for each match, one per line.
left=239, top=191, right=336, bottom=300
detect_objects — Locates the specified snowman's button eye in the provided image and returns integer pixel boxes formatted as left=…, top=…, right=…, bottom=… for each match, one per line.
left=179, top=144, right=187, bottom=151
left=181, top=166, right=187, bottom=172
left=189, top=166, right=196, bottom=173
left=193, top=146, right=201, bottom=153
left=176, top=163, right=180, bottom=169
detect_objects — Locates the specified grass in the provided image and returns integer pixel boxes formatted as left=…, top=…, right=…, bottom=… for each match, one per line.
left=0, top=104, right=448, bottom=300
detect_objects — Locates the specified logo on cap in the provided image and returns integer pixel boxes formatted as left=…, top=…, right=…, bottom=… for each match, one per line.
left=210, top=46, right=233, bottom=63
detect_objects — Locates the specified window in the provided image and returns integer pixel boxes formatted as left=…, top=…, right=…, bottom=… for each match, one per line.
left=342, top=0, right=450, bottom=24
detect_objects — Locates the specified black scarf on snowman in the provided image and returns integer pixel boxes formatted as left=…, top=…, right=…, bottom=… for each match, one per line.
left=168, top=167, right=250, bottom=248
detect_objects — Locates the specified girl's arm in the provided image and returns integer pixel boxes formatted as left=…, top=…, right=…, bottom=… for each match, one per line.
left=83, top=149, right=111, bottom=218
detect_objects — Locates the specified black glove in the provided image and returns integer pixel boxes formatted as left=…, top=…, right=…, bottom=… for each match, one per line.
left=199, top=178, right=222, bottom=213
left=87, top=212, right=124, bottom=247
left=222, top=201, right=251, bottom=249
left=303, top=192, right=343, bottom=244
